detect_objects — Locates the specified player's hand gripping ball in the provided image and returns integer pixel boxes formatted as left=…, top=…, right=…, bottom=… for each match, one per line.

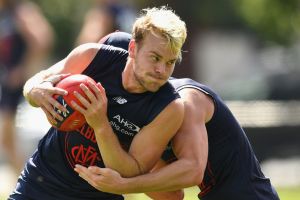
left=50, top=74, right=97, bottom=131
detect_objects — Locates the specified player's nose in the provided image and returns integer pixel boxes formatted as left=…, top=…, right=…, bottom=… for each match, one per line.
left=154, top=63, right=166, bottom=74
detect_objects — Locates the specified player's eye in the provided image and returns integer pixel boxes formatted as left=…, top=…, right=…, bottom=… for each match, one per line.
left=151, top=55, right=160, bottom=62
left=167, top=60, right=176, bottom=66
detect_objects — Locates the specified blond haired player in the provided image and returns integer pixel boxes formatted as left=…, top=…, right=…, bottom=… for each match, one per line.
left=9, top=6, right=186, bottom=200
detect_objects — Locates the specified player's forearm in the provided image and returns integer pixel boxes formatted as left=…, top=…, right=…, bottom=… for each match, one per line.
left=118, top=159, right=203, bottom=193
left=146, top=190, right=184, bottom=200
left=94, top=122, right=143, bottom=177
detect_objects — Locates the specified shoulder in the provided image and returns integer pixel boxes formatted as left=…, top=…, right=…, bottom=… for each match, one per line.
left=158, top=98, right=184, bottom=122
left=179, top=88, right=214, bottom=123
left=68, top=43, right=127, bottom=62
left=64, top=43, right=102, bottom=69
left=149, top=98, right=184, bottom=130
left=144, top=82, right=180, bottom=124
left=170, top=78, right=213, bottom=108
left=153, top=82, right=178, bottom=102
left=170, top=78, right=215, bottom=122
left=69, top=43, right=102, bottom=58
left=169, top=98, right=185, bottom=115
left=99, top=31, right=131, bottom=50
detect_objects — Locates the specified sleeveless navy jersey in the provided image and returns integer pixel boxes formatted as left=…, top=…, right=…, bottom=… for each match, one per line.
left=9, top=45, right=179, bottom=200
left=95, top=31, right=279, bottom=200
left=164, top=78, right=279, bottom=200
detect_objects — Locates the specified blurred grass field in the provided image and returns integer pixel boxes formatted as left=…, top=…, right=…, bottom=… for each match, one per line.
left=1, top=185, right=299, bottom=200
left=124, top=186, right=300, bottom=200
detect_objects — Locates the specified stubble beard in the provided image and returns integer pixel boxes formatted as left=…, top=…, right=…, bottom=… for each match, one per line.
left=133, top=69, right=162, bottom=93
left=133, top=58, right=163, bottom=93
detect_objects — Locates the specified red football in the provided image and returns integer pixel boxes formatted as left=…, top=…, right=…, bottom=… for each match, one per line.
left=50, top=74, right=97, bottom=131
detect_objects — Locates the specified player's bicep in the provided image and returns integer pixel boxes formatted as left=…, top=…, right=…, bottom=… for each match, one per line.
left=171, top=89, right=210, bottom=172
left=45, top=43, right=102, bottom=76
left=172, top=104, right=207, bottom=158
left=173, top=122, right=208, bottom=164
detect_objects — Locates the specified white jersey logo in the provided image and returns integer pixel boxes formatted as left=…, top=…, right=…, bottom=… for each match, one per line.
left=113, top=96, right=127, bottom=104
left=110, top=114, right=141, bottom=137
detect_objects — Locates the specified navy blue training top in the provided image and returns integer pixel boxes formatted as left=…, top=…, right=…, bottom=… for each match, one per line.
left=166, top=78, right=279, bottom=200
left=12, top=45, right=179, bottom=200
left=96, top=31, right=279, bottom=200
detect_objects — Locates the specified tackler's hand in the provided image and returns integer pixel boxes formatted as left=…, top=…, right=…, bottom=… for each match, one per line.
left=74, top=164, right=126, bottom=194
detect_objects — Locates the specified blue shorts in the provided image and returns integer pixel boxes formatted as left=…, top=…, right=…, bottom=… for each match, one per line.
left=0, top=82, right=23, bottom=112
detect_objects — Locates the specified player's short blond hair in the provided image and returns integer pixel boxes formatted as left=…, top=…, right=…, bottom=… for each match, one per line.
left=132, top=6, right=187, bottom=62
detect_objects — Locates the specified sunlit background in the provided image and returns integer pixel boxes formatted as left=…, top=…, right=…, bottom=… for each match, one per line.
left=1, top=0, right=300, bottom=199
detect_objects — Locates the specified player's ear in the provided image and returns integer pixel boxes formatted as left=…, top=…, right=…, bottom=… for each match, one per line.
left=128, top=39, right=136, bottom=58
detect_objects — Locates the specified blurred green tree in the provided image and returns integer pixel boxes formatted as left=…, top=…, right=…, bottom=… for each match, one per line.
left=31, top=0, right=300, bottom=60
left=32, top=0, right=92, bottom=58
left=233, top=0, right=300, bottom=45
left=136, top=0, right=300, bottom=45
